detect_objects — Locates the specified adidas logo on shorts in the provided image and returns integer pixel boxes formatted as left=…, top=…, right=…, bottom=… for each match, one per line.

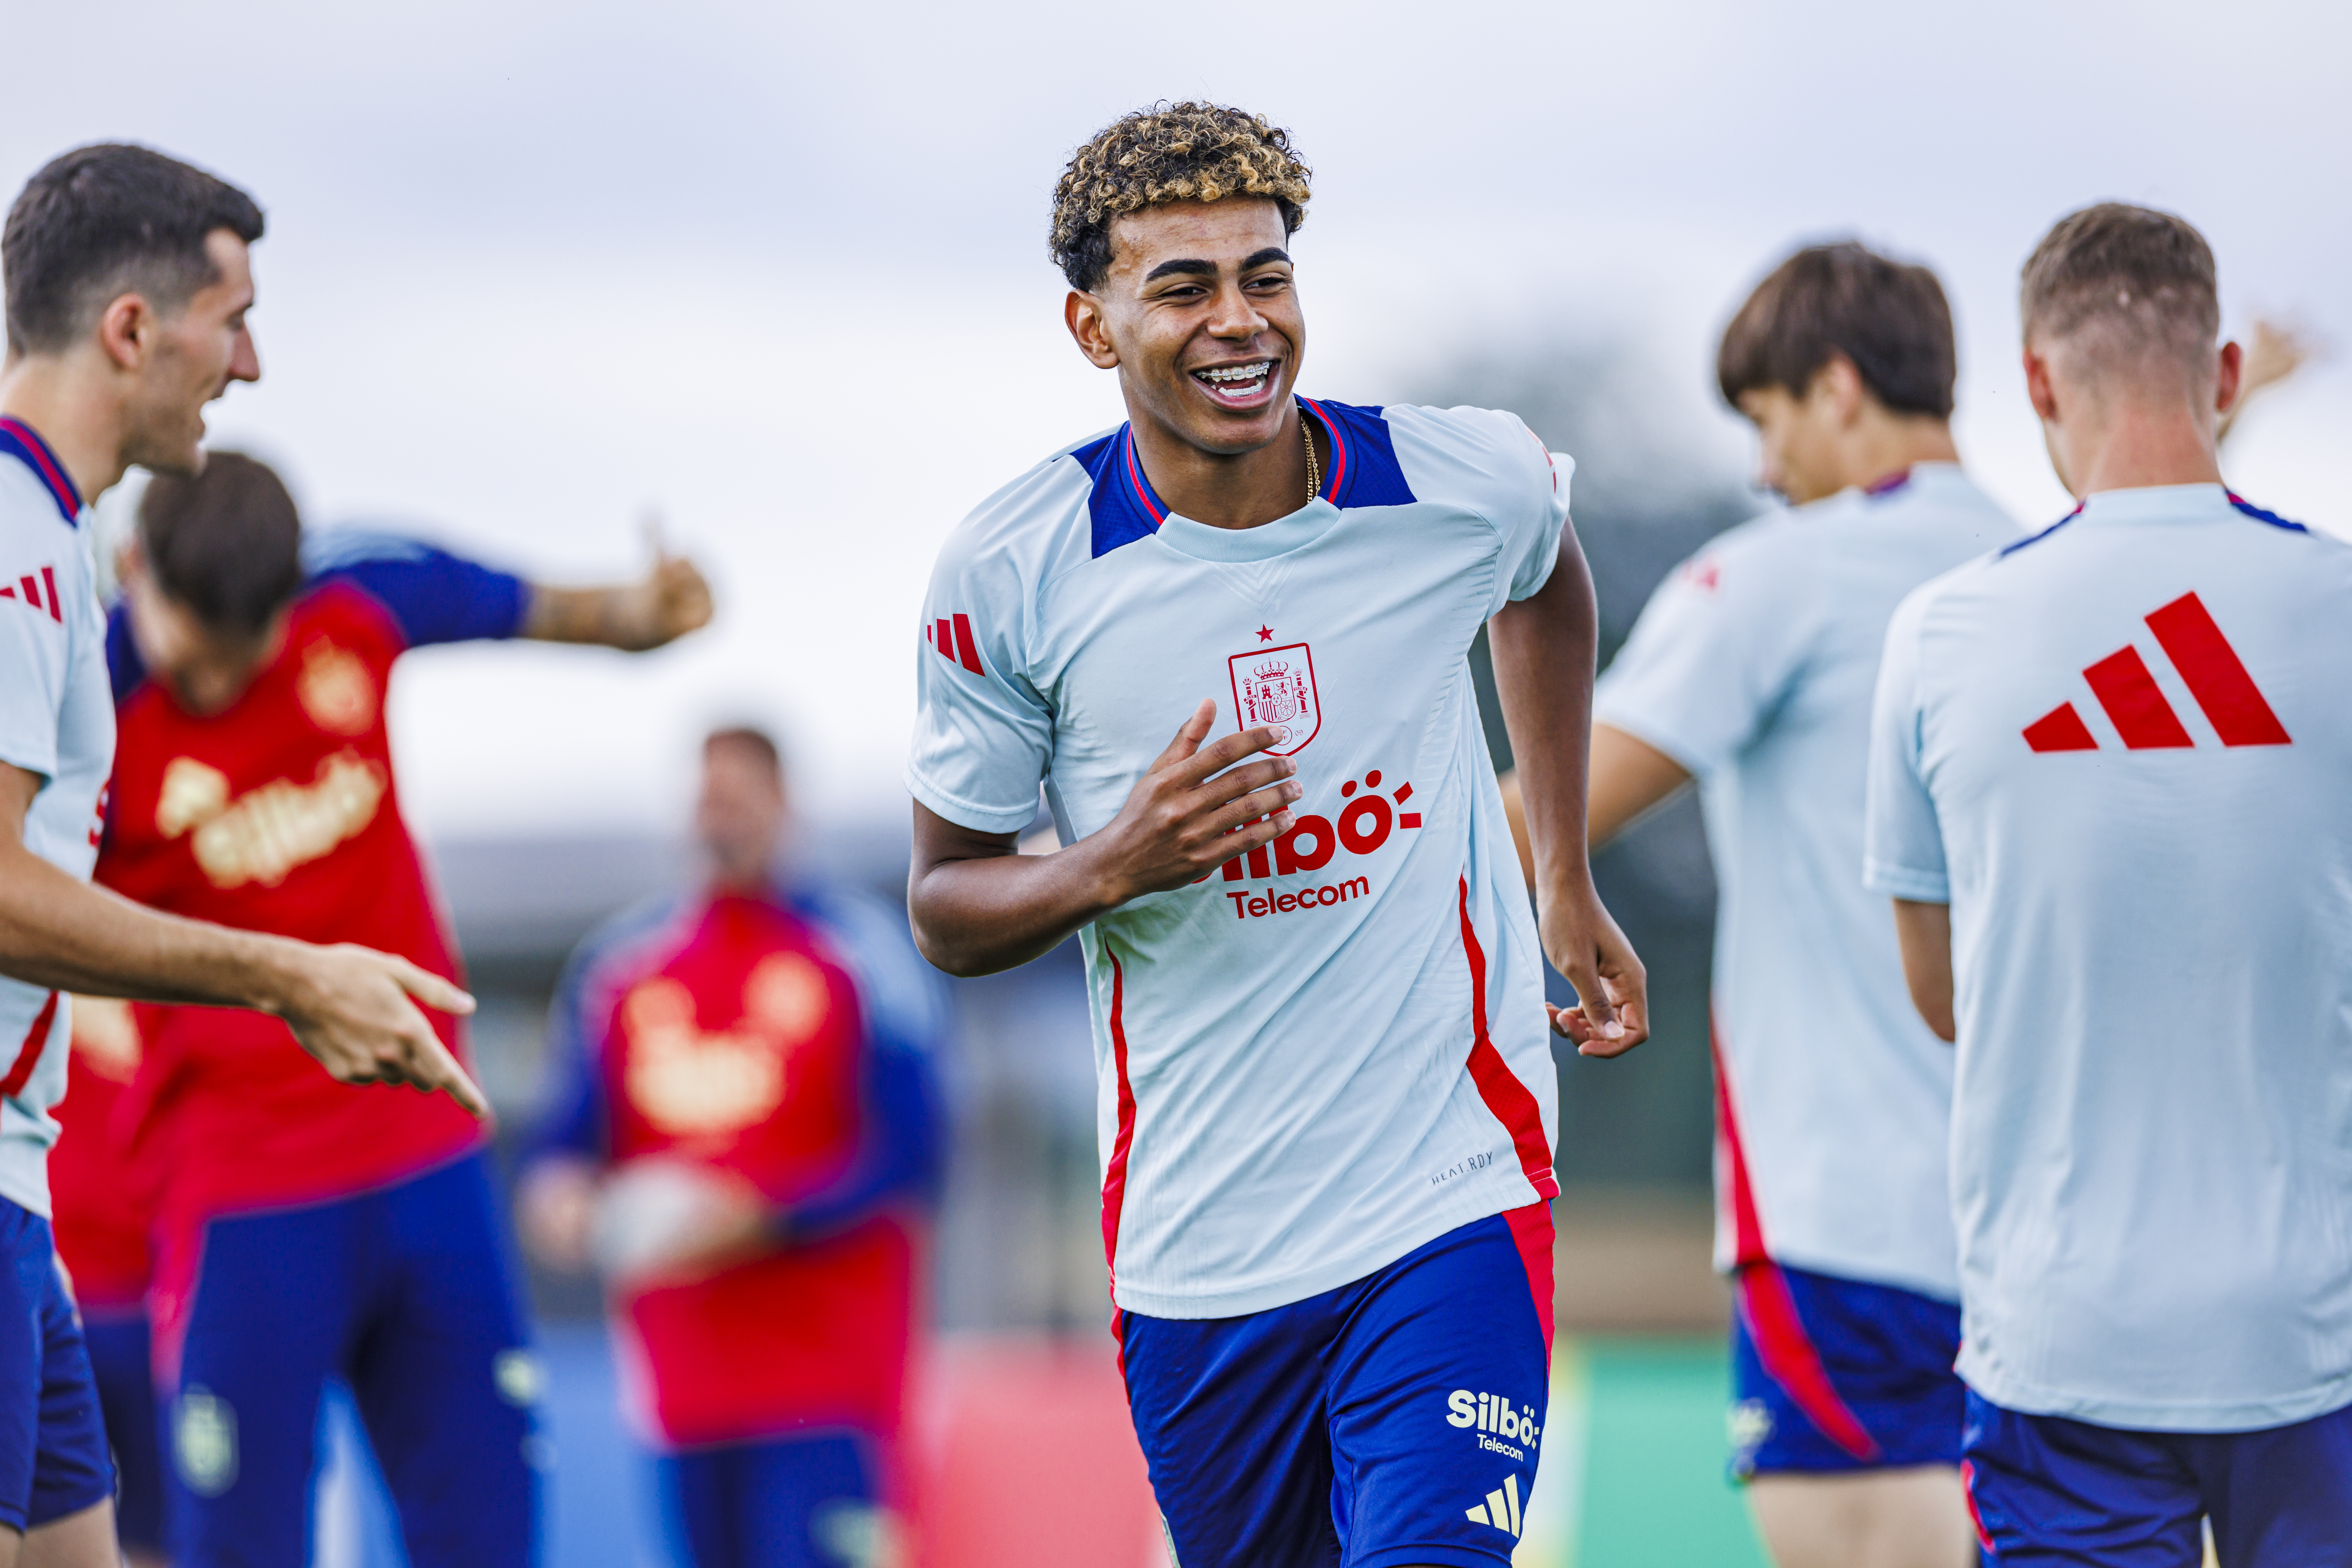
left=1464, top=1473, right=1524, bottom=1537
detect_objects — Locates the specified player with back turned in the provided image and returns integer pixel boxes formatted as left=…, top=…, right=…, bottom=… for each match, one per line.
left=1570, top=244, right=2012, bottom=1568
left=0, top=144, right=481, bottom=1568
left=905, top=104, right=1647, bottom=1567
left=1864, top=203, right=2352, bottom=1563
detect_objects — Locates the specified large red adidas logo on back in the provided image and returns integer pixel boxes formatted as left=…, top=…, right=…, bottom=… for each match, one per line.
left=2024, top=591, right=2289, bottom=753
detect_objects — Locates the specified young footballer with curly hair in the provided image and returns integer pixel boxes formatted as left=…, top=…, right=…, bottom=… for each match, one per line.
left=905, top=102, right=1648, bottom=1567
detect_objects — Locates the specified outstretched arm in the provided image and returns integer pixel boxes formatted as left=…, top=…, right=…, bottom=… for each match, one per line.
left=523, top=546, right=713, bottom=652
left=907, top=702, right=1301, bottom=976
left=1485, top=531, right=1650, bottom=1056
left=0, top=764, right=486, bottom=1113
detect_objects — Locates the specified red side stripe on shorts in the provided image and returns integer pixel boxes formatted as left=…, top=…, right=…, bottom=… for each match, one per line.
left=1736, top=1262, right=1882, bottom=1463
left=1502, top=1201, right=1556, bottom=1367
left=1455, top=876, right=1559, bottom=1199
left=0, top=991, right=60, bottom=1099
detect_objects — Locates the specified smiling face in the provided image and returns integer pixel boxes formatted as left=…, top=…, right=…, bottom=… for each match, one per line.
left=119, top=229, right=261, bottom=477
left=1066, top=198, right=1303, bottom=459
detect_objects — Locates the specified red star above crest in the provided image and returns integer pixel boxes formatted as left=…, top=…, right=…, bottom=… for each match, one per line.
left=1257, top=625, right=1274, bottom=642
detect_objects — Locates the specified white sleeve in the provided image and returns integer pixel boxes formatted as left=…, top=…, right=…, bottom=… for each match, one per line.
left=1862, top=585, right=1950, bottom=901
left=904, top=529, right=1055, bottom=835
left=0, top=512, right=67, bottom=782
left=1486, top=425, right=1571, bottom=617
left=1592, top=528, right=1817, bottom=779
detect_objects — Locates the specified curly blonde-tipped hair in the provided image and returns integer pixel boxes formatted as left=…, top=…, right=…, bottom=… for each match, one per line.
left=1050, top=102, right=1312, bottom=291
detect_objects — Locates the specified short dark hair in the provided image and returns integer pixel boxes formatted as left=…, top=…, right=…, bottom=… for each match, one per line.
left=2020, top=203, right=2217, bottom=370
left=704, top=726, right=784, bottom=780
left=137, top=451, right=303, bottom=637
left=1050, top=103, right=1312, bottom=292
left=4, top=143, right=264, bottom=356
left=1717, top=242, right=1956, bottom=419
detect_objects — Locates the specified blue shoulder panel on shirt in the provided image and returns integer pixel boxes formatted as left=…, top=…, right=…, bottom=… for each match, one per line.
left=0, top=418, right=83, bottom=526
left=1997, top=506, right=2083, bottom=559
left=1078, top=398, right=1416, bottom=561
left=301, top=530, right=530, bottom=649
left=1300, top=398, right=1416, bottom=509
left=2226, top=493, right=2308, bottom=534
left=1077, top=429, right=1162, bottom=561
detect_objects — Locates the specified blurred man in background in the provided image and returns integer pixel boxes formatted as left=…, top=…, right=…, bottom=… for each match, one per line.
left=1562, top=243, right=2012, bottom=1568
left=83, top=449, right=710, bottom=1566
left=520, top=726, right=946, bottom=1568
left=1866, top=203, right=2352, bottom=1564
left=1, top=143, right=484, bottom=1568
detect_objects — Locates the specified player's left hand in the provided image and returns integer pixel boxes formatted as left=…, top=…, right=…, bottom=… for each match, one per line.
left=628, top=525, right=715, bottom=650
left=1539, top=883, right=1649, bottom=1058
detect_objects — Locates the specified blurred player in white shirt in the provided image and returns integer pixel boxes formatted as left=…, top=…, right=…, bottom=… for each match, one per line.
left=1549, top=244, right=2010, bottom=1568
left=1866, top=203, right=2352, bottom=1564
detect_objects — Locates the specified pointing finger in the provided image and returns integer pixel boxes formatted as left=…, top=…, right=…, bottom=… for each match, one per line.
left=410, top=1030, right=490, bottom=1119
left=390, top=957, right=477, bottom=1018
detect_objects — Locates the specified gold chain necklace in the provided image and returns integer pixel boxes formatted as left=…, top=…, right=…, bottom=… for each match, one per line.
left=1302, top=414, right=1321, bottom=504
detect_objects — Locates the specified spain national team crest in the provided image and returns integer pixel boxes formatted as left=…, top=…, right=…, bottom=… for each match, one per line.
left=1229, top=642, right=1321, bottom=757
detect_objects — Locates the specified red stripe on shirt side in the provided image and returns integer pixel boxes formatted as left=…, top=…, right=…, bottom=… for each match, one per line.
left=2144, top=592, right=2290, bottom=746
left=2083, top=645, right=2193, bottom=748
left=0, top=991, right=61, bottom=1099
left=1710, top=1017, right=1770, bottom=1268
left=1454, top=875, right=1558, bottom=1198
left=1099, top=949, right=1138, bottom=1289
left=39, top=566, right=58, bottom=623
left=1736, top=1262, right=1882, bottom=1462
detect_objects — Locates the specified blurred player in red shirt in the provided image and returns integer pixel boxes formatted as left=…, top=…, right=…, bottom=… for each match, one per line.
left=77, top=450, right=711, bottom=1566
left=519, top=727, right=946, bottom=1568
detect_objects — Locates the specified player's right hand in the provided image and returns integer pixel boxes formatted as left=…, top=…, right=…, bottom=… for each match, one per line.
left=275, top=942, right=489, bottom=1117
left=1088, top=699, right=1302, bottom=904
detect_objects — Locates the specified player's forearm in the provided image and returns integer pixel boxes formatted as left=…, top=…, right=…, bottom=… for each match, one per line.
left=1487, top=530, right=1603, bottom=902
left=524, top=584, right=652, bottom=649
left=0, top=841, right=303, bottom=1009
left=907, top=838, right=1124, bottom=977
left=1891, top=898, right=1957, bottom=1042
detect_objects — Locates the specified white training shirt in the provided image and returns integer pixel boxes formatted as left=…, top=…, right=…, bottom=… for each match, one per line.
left=909, top=398, right=1566, bottom=1319
left=1864, top=483, right=2352, bottom=1431
left=0, top=420, right=113, bottom=1220
left=1596, top=464, right=2013, bottom=1300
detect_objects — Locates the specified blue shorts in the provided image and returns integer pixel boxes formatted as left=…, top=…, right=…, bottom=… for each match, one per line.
left=0, top=1201, right=112, bottom=1533
left=1119, top=1204, right=1554, bottom=1568
left=82, top=1308, right=162, bottom=1551
left=163, top=1154, right=537, bottom=1566
left=656, top=1431, right=890, bottom=1568
left=1963, top=1391, right=2352, bottom=1566
left=1728, top=1261, right=1964, bottom=1479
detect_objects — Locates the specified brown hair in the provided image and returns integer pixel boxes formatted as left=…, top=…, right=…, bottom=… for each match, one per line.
left=1717, top=242, right=1956, bottom=418
left=1050, top=103, right=1312, bottom=292
left=2019, top=203, right=2217, bottom=371
left=704, top=726, right=784, bottom=779
left=137, top=451, right=303, bottom=637
left=4, top=143, right=263, bottom=356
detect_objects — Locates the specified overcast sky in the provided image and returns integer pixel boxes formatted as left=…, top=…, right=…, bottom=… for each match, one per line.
left=10, top=0, right=2347, bottom=837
